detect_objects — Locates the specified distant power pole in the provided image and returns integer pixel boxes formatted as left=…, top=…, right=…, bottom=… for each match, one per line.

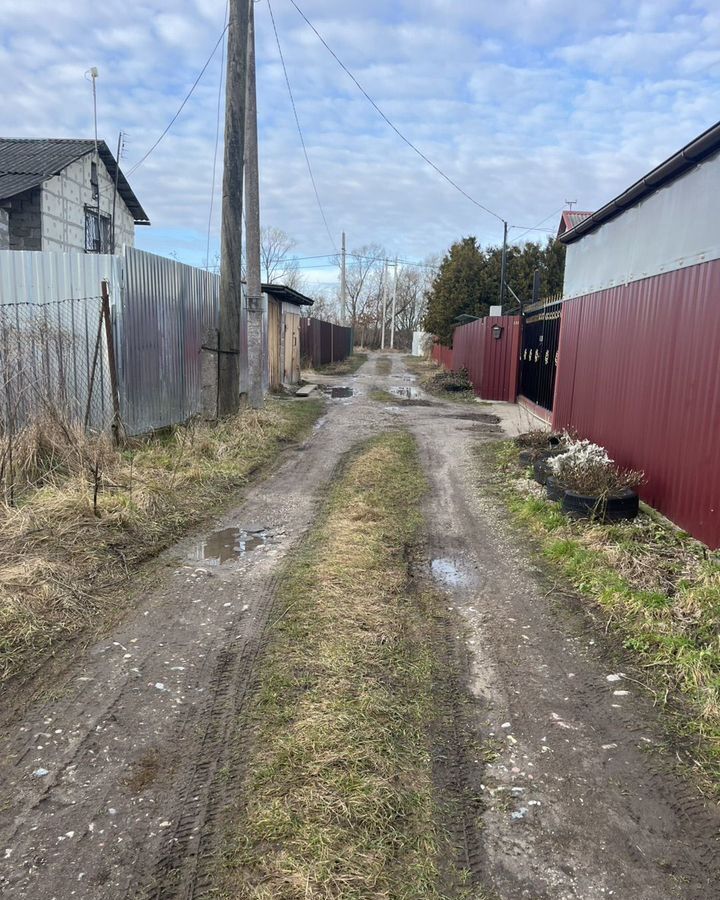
left=499, top=220, right=508, bottom=311
left=380, top=262, right=387, bottom=350
left=217, top=0, right=249, bottom=417
left=244, top=0, right=264, bottom=409
left=389, top=257, right=397, bottom=349
left=340, top=231, right=347, bottom=324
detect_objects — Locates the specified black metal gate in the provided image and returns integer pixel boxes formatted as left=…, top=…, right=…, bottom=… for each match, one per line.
left=520, top=297, right=562, bottom=411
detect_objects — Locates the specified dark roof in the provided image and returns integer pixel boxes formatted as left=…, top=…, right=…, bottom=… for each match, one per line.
left=0, top=138, right=149, bottom=225
left=556, top=209, right=592, bottom=238
left=559, top=119, right=720, bottom=245
left=262, top=283, right=314, bottom=307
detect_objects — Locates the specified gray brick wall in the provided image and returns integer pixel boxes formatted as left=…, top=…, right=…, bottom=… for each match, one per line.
left=41, top=154, right=136, bottom=252
left=0, top=208, right=9, bottom=249
left=8, top=188, right=42, bottom=250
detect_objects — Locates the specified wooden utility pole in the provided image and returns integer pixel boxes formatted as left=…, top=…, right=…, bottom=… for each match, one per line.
left=340, top=231, right=347, bottom=324
left=217, top=0, right=249, bottom=416
left=244, top=0, right=264, bottom=409
left=380, top=262, right=387, bottom=349
left=389, top=257, right=397, bottom=349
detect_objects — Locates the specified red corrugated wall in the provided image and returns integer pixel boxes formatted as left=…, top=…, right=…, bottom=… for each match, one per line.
left=431, top=316, right=521, bottom=402
left=553, top=258, right=720, bottom=548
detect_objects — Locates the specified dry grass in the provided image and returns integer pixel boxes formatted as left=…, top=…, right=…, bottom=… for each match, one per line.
left=220, top=432, right=451, bottom=899
left=0, top=399, right=323, bottom=682
left=486, top=441, right=720, bottom=785
left=374, top=356, right=392, bottom=376
left=313, top=352, right=368, bottom=376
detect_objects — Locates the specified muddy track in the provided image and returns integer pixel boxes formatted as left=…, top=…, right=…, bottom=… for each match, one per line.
left=1, top=352, right=719, bottom=900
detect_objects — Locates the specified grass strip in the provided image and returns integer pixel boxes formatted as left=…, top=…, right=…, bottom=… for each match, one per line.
left=484, top=441, right=720, bottom=787
left=374, top=356, right=392, bottom=376
left=314, top=352, right=368, bottom=376
left=221, top=431, right=450, bottom=899
left=0, top=398, right=323, bottom=682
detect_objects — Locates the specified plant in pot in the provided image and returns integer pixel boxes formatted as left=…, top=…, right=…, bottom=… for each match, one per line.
left=547, top=440, right=643, bottom=521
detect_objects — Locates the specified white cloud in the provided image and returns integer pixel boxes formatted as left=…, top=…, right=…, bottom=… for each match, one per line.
left=1, top=0, right=718, bottom=270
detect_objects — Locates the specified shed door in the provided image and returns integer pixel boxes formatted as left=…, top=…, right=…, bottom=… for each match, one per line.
left=268, top=299, right=282, bottom=388
left=284, top=312, right=301, bottom=384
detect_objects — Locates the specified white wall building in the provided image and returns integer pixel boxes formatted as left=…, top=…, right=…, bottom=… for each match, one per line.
left=0, top=138, right=149, bottom=253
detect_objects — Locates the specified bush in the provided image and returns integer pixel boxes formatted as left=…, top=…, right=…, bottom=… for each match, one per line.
left=548, top=439, right=643, bottom=496
left=425, top=367, right=473, bottom=393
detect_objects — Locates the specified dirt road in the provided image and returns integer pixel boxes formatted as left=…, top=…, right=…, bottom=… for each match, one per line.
left=1, top=353, right=718, bottom=899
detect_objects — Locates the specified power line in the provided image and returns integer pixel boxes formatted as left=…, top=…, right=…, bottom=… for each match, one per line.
left=266, top=0, right=338, bottom=251
left=205, top=2, right=229, bottom=270
left=127, top=24, right=229, bottom=176
left=287, top=0, right=505, bottom=225
left=510, top=207, right=564, bottom=242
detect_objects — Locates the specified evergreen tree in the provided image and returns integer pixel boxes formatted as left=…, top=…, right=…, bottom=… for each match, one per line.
left=424, top=236, right=566, bottom=343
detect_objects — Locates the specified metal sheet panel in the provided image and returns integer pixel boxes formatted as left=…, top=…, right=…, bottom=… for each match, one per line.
left=441, top=316, right=520, bottom=402
left=564, top=149, right=720, bottom=298
left=553, top=258, right=720, bottom=548
left=117, top=248, right=221, bottom=435
left=0, top=249, right=120, bottom=430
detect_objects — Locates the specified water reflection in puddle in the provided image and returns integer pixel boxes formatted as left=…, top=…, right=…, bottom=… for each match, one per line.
left=194, top=526, right=268, bottom=564
left=330, top=386, right=353, bottom=398
left=430, top=557, right=471, bottom=588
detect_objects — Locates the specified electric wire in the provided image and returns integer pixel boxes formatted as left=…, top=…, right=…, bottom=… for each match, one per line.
left=267, top=0, right=338, bottom=252
left=510, top=207, right=564, bottom=242
left=287, top=0, right=505, bottom=225
left=205, top=3, right=229, bottom=270
left=127, top=24, right=229, bottom=177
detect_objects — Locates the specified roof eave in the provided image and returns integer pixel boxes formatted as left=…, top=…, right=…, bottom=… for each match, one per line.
left=559, top=119, right=720, bottom=245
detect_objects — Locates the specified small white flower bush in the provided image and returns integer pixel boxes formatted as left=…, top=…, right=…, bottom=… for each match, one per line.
left=549, top=437, right=643, bottom=496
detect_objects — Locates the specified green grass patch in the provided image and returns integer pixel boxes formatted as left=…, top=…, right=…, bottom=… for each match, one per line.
left=220, top=432, right=452, bottom=899
left=314, top=352, right=367, bottom=376
left=485, top=441, right=720, bottom=786
left=0, top=398, right=324, bottom=683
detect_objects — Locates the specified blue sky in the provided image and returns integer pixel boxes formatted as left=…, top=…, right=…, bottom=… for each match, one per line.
left=2, top=0, right=719, bottom=291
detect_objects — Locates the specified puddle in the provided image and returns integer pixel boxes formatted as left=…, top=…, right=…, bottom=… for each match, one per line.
left=194, top=526, right=268, bottom=564
left=330, top=386, right=353, bottom=398
left=390, top=386, right=424, bottom=400
left=430, top=557, right=472, bottom=588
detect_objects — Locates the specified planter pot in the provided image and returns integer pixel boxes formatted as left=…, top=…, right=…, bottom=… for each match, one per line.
left=562, top=488, right=639, bottom=522
left=533, top=456, right=560, bottom=485
left=546, top=476, right=565, bottom=502
left=520, top=446, right=564, bottom=468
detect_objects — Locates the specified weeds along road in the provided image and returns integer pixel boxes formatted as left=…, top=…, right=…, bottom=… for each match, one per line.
left=1, top=351, right=718, bottom=900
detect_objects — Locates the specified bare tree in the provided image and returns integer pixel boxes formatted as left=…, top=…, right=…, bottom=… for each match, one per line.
left=339, top=243, right=387, bottom=339
left=258, top=226, right=305, bottom=290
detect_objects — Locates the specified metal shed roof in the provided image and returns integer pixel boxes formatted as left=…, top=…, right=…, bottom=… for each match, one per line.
left=559, top=119, right=720, bottom=244
left=0, top=138, right=150, bottom=225
left=262, top=283, right=314, bottom=306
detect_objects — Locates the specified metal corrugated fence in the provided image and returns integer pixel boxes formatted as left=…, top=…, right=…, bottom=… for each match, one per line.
left=0, top=250, right=119, bottom=431
left=0, top=248, right=224, bottom=436
left=432, top=316, right=521, bottom=402
left=553, top=258, right=720, bottom=548
left=299, top=317, right=352, bottom=367
left=117, top=248, right=221, bottom=435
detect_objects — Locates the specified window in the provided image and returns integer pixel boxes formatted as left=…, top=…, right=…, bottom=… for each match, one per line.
left=90, top=161, right=99, bottom=200
left=85, top=208, right=111, bottom=253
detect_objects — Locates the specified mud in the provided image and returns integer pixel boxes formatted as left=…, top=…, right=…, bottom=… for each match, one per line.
left=1, top=351, right=718, bottom=900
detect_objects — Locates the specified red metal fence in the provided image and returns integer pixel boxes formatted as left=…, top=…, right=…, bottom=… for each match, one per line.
left=431, top=316, right=521, bottom=402
left=553, top=258, right=720, bottom=548
left=300, top=317, right=353, bottom=368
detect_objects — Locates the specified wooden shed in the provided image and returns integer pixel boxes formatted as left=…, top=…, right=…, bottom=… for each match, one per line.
left=262, top=283, right=314, bottom=389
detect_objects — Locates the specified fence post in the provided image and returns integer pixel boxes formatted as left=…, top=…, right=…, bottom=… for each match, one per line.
left=101, top=280, right=122, bottom=444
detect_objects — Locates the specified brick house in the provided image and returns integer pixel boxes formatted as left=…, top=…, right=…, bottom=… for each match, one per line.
left=0, top=138, right=149, bottom=253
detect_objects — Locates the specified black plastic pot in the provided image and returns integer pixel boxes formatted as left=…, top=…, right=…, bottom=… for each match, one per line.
left=562, top=488, right=639, bottom=522
left=546, top=476, right=565, bottom=502
left=533, top=457, right=557, bottom=485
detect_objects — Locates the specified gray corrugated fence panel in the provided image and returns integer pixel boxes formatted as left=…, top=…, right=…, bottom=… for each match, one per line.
left=118, top=248, right=221, bottom=435
left=0, top=250, right=120, bottom=431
